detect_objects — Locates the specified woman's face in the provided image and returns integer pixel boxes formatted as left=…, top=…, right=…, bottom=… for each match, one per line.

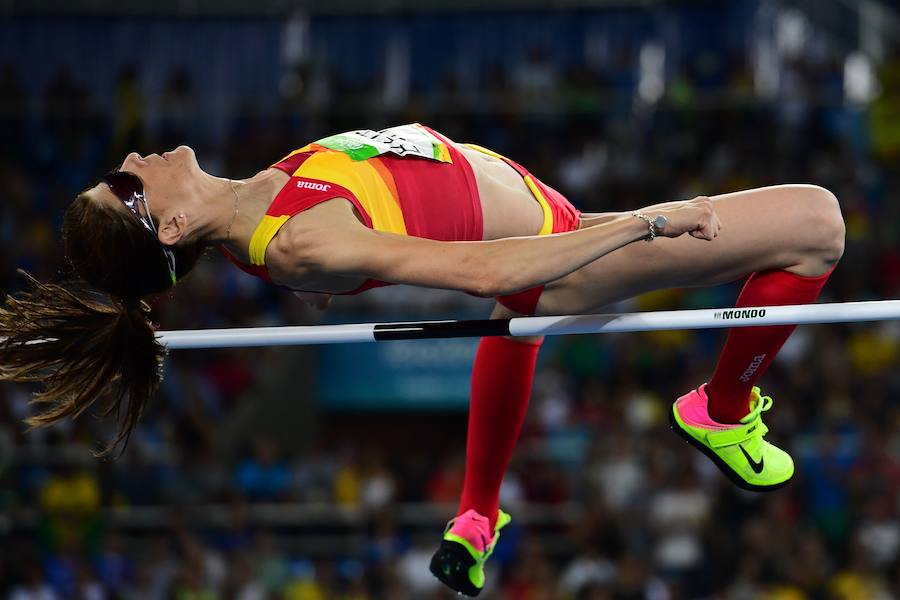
left=89, top=145, right=204, bottom=243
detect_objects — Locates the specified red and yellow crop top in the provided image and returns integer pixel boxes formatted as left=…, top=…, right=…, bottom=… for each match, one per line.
left=223, top=123, right=483, bottom=294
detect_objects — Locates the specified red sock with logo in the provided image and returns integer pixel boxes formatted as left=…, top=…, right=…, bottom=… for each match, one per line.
left=707, top=268, right=833, bottom=423
left=459, top=336, right=541, bottom=529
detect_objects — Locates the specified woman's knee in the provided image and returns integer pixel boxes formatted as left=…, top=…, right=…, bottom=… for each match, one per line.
left=789, top=184, right=845, bottom=267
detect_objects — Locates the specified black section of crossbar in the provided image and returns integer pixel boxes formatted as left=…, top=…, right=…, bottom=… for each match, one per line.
left=372, top=318, right=512, bottom=341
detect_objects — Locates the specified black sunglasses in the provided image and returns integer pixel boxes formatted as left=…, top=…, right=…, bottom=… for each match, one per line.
left=100, top=170, right=178, bottom=285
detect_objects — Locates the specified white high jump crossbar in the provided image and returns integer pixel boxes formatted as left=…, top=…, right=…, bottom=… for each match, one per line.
left=157, top=300, right=900, bottom=350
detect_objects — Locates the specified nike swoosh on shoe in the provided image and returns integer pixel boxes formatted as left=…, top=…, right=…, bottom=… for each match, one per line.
left=739, top=444, right=764, bottom=474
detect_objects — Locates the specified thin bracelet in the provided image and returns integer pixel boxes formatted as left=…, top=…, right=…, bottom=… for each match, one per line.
left=631, top=212, right=656, bottom=241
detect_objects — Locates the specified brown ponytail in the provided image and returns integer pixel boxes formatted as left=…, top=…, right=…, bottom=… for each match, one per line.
left=0, top=192, right=203, bottom=456
left=0, top=273, right=164, bottom=455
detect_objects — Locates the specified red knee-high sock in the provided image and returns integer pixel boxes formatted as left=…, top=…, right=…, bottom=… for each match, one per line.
left=707, top=268, right=833, bottom=423
left=459, top=336, right=542, bottom=529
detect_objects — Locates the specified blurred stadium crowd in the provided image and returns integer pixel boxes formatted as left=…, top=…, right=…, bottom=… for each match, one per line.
left=2, top=2, right=900, bottom=599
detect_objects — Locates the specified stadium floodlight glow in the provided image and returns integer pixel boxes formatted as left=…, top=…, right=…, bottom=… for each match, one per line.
left=155, top=300, right=900, bottom=350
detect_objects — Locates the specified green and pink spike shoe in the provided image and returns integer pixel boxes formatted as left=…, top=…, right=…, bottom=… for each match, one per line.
left=430, top=508, right=511, bottom=597
left=670, top=384, right=794, bottom=491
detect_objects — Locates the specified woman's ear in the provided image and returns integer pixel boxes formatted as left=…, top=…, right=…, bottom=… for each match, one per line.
left=158, top=213, right=187, bottom=246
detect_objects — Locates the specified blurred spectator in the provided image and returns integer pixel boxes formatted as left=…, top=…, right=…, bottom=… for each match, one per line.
left=648, top=469, right=711, bottom=585
left=38, top=464, right=101, bottom=549
left=8, top=565, right=58, bottom=600
left=358, top=450, right=396, bottom=512
left=252, top=532, right=291, bottom=594
left=558, top=546, right=616, bottom=598
left=334, top=448, right=362, bottom=506
left=425, top=453, right=464, bottom=504
left=112, top=65, right=145, bottom=159
left=235, top=439, right=292, bottom=501
left=396, top=535, right=443, bottom=596
left=855, top=498, right=900, bottom=569
left=172, top=531, right=226, bottom=599
left=281, top=560, right=326, bottom=600
left=92, top=533, right=134, bottom=595
left=293, top=445, right=338, bottom=502
left=503, top=538, right=559, bottom=599
left=157, top=69, right=196, bottom=150
left=828, top=542, right=895, bottom=600
left=227, top=553, right=266, bottom=600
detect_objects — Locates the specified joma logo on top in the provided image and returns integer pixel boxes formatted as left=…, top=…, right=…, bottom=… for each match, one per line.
left=297, top=180, right=331, bottom=191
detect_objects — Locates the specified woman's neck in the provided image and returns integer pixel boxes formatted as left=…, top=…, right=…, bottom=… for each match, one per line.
left=203, top=168, right=290, bottom=261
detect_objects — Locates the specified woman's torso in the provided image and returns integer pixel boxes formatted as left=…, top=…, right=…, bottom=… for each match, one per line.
left=229, top=124, right=549, bottom=293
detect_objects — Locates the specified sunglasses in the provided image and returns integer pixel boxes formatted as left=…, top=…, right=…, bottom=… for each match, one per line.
left=100, top=170, right=178, bottom=285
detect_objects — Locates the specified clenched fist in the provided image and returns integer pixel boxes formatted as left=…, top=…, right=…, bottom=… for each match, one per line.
left=648, top=196, right=722, bottom=241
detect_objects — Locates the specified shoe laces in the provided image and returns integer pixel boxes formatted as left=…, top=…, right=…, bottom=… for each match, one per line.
left=740, top=387, right=773, bottom=426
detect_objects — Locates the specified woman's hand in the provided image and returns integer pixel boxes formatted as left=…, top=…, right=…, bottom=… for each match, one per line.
left=648, top=196, right=722, bottom=241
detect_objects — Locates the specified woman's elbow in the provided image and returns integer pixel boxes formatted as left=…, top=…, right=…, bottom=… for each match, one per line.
left=465, top=261, right=507, bottom=297
left=460, top=248, right=526, bottom=297
left=469, top=274, right=501, bottom=298
left=470, top=267, right=527, bottom=298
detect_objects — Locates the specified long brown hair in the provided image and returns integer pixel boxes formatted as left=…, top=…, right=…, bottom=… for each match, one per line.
left=0, top=193, right=203, bottom=456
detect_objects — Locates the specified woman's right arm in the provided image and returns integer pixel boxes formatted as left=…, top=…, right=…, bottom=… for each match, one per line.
left=272, top=196, right=720, bottom=297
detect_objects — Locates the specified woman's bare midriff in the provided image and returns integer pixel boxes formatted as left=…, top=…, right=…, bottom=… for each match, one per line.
left=455, top=145, right=547, bottom=240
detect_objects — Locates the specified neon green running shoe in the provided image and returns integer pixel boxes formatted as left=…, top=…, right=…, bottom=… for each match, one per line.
left=429, top=508, right=511, bottom=597
left=670, top=384, right=794, bottom=491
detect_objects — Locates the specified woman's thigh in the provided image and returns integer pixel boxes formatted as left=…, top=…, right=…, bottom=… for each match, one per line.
left=538, top=184, right=844, bottom=315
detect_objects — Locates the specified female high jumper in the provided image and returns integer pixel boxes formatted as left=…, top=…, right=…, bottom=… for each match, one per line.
left=0, top=124, right=843, bottom=596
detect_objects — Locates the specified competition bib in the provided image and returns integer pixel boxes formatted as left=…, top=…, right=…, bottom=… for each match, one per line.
left=314, top=124, right=452, bottom=163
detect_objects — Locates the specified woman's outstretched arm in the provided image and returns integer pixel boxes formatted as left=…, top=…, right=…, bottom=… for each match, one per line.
left=270, top=196, right=720, bottom=297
